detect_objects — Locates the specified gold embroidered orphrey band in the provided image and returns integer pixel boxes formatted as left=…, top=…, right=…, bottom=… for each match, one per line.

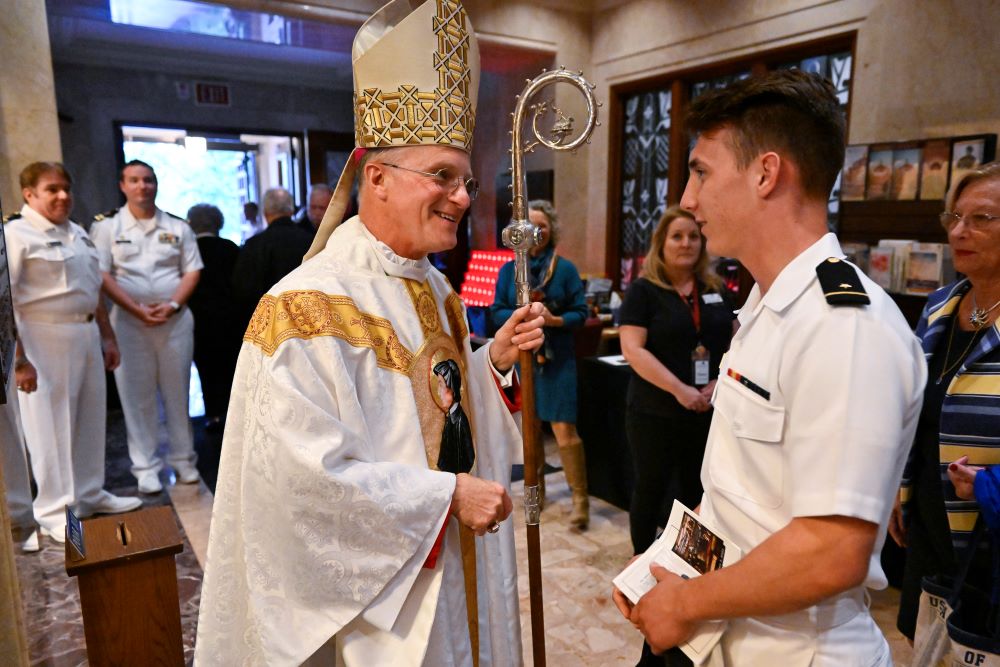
left=244, top=290, right=414, bottom=372
left=244, top=288, right=469, bottom=372
left=355, top=0, right=475, bottom=148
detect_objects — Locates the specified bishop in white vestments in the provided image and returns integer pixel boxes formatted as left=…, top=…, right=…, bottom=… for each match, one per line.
left=195, top=2, right=545, bottom=665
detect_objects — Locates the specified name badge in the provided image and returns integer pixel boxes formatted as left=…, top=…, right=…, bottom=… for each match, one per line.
left=158, top=232, right=179, bottom=245
left=65, top=505, right=85, bottom=561
left=114, top=237, right=132, bottom=244
left=703, top=293, right=723, bottom=304
left=46, top=240, right=63, bottom=248
left=692, top=344, right=710, bottom=387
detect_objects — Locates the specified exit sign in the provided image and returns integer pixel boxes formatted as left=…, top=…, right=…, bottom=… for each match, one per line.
left=195, top=82, right=231, bottom=107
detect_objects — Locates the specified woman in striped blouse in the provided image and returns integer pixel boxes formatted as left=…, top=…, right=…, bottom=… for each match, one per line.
left=891, top=160, right=1000, bottom=639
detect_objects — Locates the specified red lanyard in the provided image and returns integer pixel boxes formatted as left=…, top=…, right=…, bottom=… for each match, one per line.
left=680, top=281, right=701, bottom=333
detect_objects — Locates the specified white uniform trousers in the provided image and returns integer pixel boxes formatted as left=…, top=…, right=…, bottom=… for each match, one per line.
left=111, top=307, right=196, bottom=477
left=1, top=371, right=35, bottom=532
left=714, top=590, right=892, bottom=667
left=17, top=319, right=108, bottom=533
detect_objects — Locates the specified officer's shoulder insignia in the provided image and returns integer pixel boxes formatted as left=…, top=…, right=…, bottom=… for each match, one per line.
left=93, top=208, right=119, bottom=223
left=816, top=257, right=870, bottom=306
left=2, top=212, right=21, bottom=224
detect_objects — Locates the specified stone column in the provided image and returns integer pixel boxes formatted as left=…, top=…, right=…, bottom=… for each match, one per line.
left=0, top=5, right=55, bottom=662
left=0, top=0, right=62, bottom=214
left=0, top=456, right=29, bottom=666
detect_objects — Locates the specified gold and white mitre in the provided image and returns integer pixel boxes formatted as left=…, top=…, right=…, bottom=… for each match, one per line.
left=305, top=0, right=480, bottom=260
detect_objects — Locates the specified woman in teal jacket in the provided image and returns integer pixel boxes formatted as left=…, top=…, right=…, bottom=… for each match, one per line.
left=491, top=200, right=591, bottom=529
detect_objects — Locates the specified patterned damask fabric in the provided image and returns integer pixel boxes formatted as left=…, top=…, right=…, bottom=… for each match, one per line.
left=195, top=218, right=524, bottom=666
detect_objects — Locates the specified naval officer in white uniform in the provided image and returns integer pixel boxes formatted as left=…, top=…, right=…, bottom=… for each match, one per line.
left=6, top=162, right=142, bottom=544
left=90, top=160, right=203, bottom=494
left=614, top=70, right=926, bottom=666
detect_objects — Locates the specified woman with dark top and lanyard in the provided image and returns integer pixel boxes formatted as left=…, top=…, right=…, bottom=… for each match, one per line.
left=619, top=206, right=736, bottom=555
left=891, top=161, right=1000, bottom=640
left=491, top=200, right=591, bottom=529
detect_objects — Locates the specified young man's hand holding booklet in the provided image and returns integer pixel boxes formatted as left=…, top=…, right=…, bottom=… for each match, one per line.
left=613, top=500, right=743, bottom=662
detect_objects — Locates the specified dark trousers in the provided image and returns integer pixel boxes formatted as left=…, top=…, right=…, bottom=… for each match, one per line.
left=637, top=643, right=692, bottom=667
left=193, top=338, right=239, bottom=422
left=626, top=408, right=711, bottom=554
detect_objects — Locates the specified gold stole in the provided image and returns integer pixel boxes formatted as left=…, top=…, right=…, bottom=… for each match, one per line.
left=402, top=279, right=480, bottom=665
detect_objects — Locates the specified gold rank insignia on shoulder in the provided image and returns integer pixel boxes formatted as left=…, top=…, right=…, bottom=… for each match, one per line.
left=816, top=257, right=870, bottom=306
left=93, top=208, right=118, bottom=222
left=2, top=212, right=21, bottom=224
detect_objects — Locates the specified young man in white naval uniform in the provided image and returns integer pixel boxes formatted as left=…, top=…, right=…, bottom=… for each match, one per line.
left=614, top=70, right=926, bottom=665
left=90, top=160, right=203, bottom=494
left=6, top=162, right=142, bottom=544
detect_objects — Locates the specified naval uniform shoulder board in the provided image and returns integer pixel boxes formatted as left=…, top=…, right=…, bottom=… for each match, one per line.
left=93, top=207, right=119, bottom=223
left=816, top=257, right=870, bottom=306
left=2, top=212, right=21, bottom=224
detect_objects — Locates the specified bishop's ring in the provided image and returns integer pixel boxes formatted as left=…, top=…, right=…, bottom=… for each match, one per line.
left=487, top=521, right=500, bottom=534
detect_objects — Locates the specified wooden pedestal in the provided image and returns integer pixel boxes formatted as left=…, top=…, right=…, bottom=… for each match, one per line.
left=65, top=506, right=184, bottom=666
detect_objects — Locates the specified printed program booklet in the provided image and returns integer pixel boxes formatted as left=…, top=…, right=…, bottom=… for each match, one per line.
left=613, top=500, right=743, bottom=663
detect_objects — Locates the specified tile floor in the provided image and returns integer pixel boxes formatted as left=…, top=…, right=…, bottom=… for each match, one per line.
left=15, top=424, right=915, bottom=665
left=508, top=440, right=915, bottom=666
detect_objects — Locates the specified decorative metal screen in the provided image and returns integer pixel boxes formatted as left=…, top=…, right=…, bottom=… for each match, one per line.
left=776, top=52, right=853, bottom=228
left=619, top=88, right=671, bottom=289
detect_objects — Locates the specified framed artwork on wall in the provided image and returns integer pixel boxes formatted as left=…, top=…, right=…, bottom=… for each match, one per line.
left=950, top=135, right=997, bottom=187
left=919, top=139, right=951, bottom=202
left=841, top=144, right=868, bottom=201
left=889, top=144, right=921, bottom=201
left=865, top=146, right=894, bottom=200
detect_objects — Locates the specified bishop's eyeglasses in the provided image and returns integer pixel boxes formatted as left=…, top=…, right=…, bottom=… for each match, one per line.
left=382, top=163, right=480, bottom=201
left=939, top=210, right=1000, bottom=232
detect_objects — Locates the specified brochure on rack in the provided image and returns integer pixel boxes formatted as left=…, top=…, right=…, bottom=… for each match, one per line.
left=613, top=500, right=743, bottom=662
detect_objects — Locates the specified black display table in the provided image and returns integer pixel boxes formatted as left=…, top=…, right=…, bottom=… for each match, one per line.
left=577, top=356, right=634, bottom=510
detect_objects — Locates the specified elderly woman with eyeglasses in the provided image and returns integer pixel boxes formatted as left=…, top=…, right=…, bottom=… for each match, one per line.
left=890, top=160, right=1000, bottom=640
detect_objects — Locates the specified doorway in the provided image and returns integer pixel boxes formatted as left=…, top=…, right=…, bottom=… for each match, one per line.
left=118, top=124, right=303, bottom=244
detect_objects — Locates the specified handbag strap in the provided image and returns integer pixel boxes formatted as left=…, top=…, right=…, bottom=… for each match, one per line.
left=946, top=515, right=987, bottom=609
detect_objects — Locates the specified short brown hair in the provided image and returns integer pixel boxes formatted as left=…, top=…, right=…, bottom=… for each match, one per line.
left=121, top=159, right=156, bottom=182
left=947, top=160, right=1000, bottom=210
left=20, top=162, right=72, bottom=190
left=686, top=69, right=845, bottom=201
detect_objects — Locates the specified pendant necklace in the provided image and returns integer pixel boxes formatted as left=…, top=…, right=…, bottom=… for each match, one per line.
left=937, top=312, right=983, bottom=385
left=969, top=292, right=1000, bottom=329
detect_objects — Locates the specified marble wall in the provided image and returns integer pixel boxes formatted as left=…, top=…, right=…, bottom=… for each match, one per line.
left=582, top=0, right=1000, bottom=277
left=0, top=1, right=62, bottom=218
left=17, top=0, right=1000, bottom=271
left=54, top=63, right=354, bottom=224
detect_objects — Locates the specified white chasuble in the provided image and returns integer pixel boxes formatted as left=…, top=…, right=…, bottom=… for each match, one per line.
left=195, top=218, right=524, bottom=667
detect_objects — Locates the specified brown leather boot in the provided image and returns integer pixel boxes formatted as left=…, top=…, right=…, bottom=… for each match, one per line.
left=558, top=440, right=589, bottom=530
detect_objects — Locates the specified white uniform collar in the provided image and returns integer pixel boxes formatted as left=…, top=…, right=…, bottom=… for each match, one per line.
left=739, top=232, right=845, bottom=323
left=357, top=218, right=433, bottom=282
left=19, top=204, right=72, bottom=237
left=121, top=206, right=162, bottom=233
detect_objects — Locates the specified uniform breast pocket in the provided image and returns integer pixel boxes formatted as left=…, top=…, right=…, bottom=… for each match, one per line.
left=153, top=239, right=181, bottom=268
left=112, top=242, right=139, bottom=262
left=709, top=376, right=786, bottom=508
left=67, top=246, right=102, bottom=290
left=24, top=247, right=72, bottom=288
